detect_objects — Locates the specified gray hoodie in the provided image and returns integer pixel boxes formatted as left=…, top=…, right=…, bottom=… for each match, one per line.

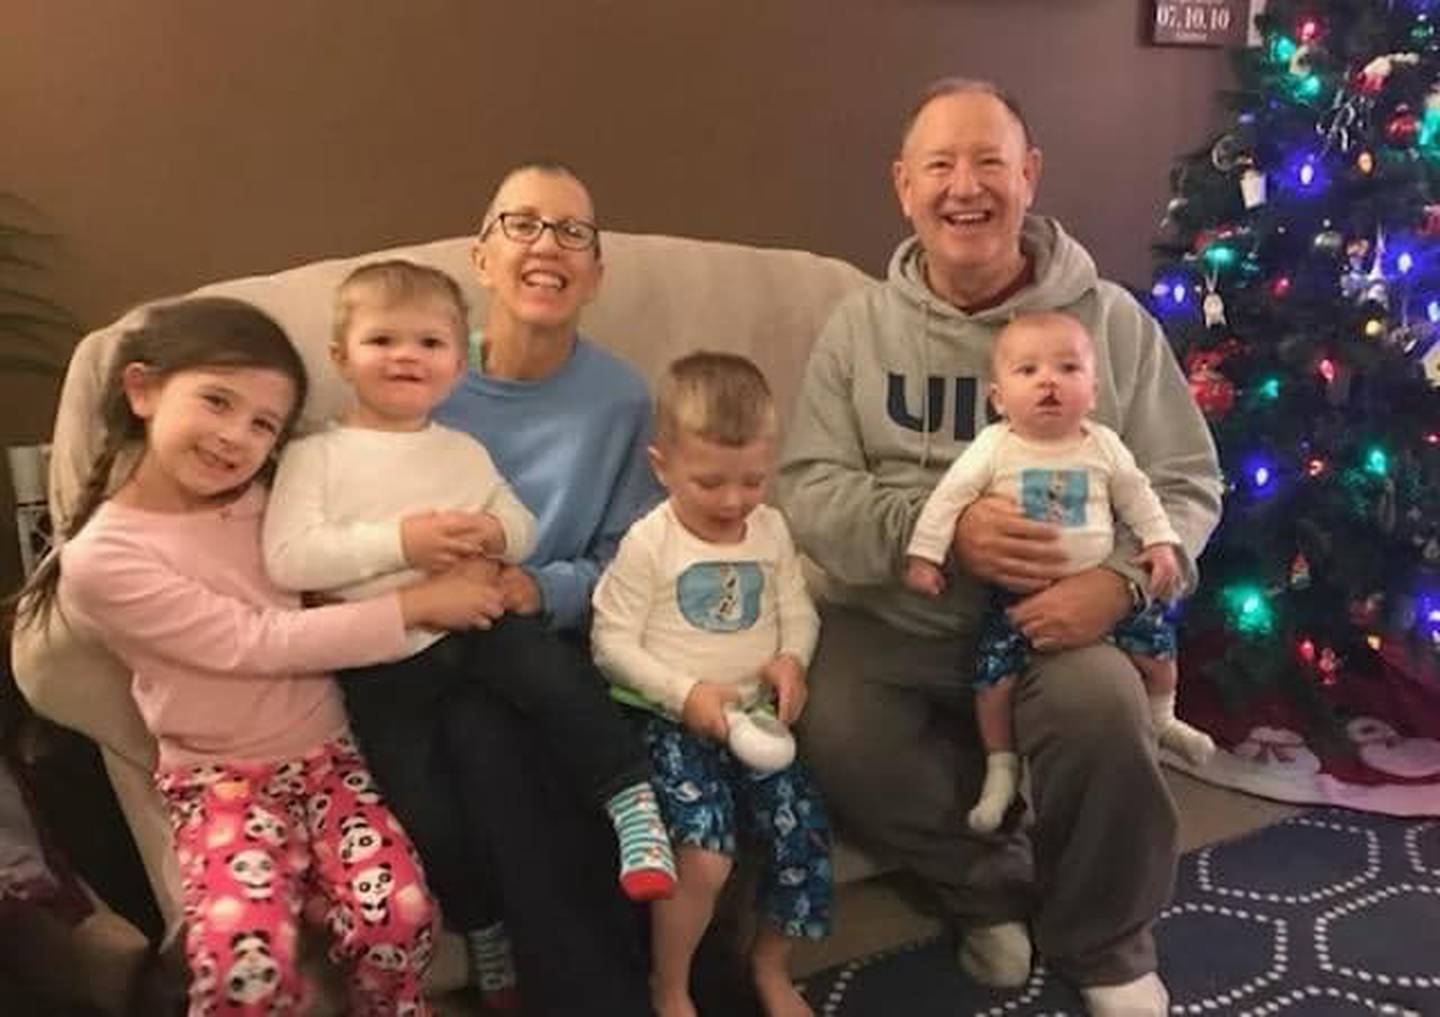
left=777, top=215, right=1223, bottom=638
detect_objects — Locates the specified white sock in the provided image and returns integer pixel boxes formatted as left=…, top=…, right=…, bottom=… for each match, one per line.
left=1081, top=971, right=1169, bottom=1016
left=967, top=752, right=1019, bottom=834
left=1149, top=691, right=1216, bottom=766
left=956, top=920, right=1032, bottom=988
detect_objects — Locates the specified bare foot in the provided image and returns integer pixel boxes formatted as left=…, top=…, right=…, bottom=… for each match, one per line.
left=753, top=968, right=813, bottom=1017
left=651, top=985, right=698, bottom=1017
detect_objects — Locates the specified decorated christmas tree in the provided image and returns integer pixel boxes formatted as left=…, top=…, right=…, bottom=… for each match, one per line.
left=1150, top=0, right=1440, bottom=775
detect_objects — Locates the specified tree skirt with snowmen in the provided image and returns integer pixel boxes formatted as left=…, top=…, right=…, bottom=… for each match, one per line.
left=1176, top=643, right=1440, bottom=816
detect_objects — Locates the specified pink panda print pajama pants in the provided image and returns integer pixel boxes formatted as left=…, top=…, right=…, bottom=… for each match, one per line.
left=155, top=735, right=436, bottom=1015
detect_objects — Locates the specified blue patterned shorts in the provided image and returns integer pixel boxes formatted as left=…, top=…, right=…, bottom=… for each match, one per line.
left=975, top=591, right=1176, bottom=688
left=642, top=716, right=832, bottom=940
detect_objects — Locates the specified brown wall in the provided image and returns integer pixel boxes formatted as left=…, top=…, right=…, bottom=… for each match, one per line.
left=0, top=0, right=1232, bottom=585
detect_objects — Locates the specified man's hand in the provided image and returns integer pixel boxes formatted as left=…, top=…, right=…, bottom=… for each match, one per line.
left=681, top=681, right=742, bottom=742
left=904, top=556, right=947, bottom=597
left=1007, top=567, right=1129, bottom=652
left=1133, top=544, right=1182, bottom=602
left=953, top=495, right=1068, bottom=594
left=497, top=564, right=543, bottom=616
left=401, top=511, right=499, bottom=572
left=759, top=654, right=808, bottom=725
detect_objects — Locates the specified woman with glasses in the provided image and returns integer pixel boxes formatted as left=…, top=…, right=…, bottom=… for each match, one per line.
left=431, top=163, right=662, bottom=1016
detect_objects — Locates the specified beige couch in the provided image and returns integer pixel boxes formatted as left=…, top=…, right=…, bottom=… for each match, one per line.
left=10, top=230, right=880, bottom=994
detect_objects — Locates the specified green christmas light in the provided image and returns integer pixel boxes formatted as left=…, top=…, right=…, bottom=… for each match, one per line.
left=1296, top=74, right=1323, bottom=99
left=1203, top=243, right=1237, bottom=270
left=1421, top=108, right=1440, bottom=150
left=1269, top=35, right=1299, bottom=64
left=1222, top=583, right=1276, bottom=636
left=1365, top=446, right=1389, bottom=476
left=1258, top=376, right=1281, bottom=400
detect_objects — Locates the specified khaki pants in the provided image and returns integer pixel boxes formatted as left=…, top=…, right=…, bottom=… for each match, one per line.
left=797, top=603, right=1177, bottom=986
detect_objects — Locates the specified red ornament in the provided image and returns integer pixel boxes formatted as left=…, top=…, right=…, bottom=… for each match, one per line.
left=1386, top=106, right=1419, bottom=145
left=1423, top=204, right=1440, bottom=236
left=1186, top=350, right=1236, bottom=419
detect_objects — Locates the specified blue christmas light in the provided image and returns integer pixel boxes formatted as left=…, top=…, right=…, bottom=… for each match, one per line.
left=1151, top=276, right=1189, bottom=312
left=1397, top=251, right=1415, bottom=274
left=1427, top=299, right=1440, bottom=323
left=1288, top=152, right=1327, bottom=193
left=1244, top=456, right=1278, bottom=495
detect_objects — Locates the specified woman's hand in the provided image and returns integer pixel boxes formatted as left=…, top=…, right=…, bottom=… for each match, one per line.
left=496, top=564, right=543, bottom=616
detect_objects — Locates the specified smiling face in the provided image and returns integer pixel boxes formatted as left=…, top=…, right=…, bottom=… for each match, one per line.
left=332, top=291, right=467, bottom=431
left=989, top=315, right=1097, bottom=442
left=123, top=364, right=297, bottom=511
left=893, top=89, right=1041, bottom=308
left=472, top=168, right=603, bottom=336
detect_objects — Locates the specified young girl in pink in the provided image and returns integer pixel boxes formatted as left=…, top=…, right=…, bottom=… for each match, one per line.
left=17, top=297, right=502, bottom=1016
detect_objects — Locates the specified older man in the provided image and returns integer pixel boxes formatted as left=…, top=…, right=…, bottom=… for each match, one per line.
left=779, top=80, right=1221, bottom=1016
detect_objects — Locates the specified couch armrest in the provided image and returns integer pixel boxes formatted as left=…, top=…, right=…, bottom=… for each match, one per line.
left=11, top=610, right=157, bottom=774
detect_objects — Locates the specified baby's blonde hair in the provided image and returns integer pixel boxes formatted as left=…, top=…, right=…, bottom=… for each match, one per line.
left=332, top=259, right=470, bottom=349
left=655, top=352, right=776, bottom=447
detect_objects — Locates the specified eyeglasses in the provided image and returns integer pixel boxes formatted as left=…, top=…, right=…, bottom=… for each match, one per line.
left=481, top=212, right=599, bottom=252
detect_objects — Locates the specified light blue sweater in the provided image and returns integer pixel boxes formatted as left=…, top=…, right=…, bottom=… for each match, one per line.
left=435, top=336, right=660, bottom=632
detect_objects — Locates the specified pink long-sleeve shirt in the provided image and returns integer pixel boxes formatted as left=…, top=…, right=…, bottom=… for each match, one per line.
left=59, top=485, right=408, bottom=769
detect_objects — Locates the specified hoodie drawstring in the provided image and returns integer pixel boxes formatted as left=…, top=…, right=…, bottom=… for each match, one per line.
left=920, top=300, right=934, bottom=470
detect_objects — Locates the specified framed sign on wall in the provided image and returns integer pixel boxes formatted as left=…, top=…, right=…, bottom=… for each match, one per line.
left=1151, top=0, right=1251, bottom=46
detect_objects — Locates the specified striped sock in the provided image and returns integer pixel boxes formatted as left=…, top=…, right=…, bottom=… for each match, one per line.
left=604, top=781, right=676, bottom=901
left=466, top=922, right=520, bottom=1011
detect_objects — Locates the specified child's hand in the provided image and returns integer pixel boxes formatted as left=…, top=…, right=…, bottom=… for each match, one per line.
left=759, top=653, right=808, bottom=725
left=401, top=511, right=498, bottom=572
left=473, top=512, right=508, bottom=556
left=397, top=564, right=506, bottom=631
left=681, top=681, right=742, bottom=743
left=1132, top=543, right=1183, bottom=603
left=905, top=556, right=947, bottom=597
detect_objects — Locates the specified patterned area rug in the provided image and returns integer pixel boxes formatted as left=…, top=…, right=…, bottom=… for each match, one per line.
left=802, top=809, right=1440, bottom=1016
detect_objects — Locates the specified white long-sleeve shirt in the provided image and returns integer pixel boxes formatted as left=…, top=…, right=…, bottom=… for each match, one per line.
left=592, top=501, right=819, bottom=718
left=263, top=422, right=536, bottom=656
left=908, top=421, right=1180, bottom=573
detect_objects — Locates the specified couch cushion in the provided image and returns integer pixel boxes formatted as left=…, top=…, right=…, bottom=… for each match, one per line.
left=47, top=231, right=871, bottom=535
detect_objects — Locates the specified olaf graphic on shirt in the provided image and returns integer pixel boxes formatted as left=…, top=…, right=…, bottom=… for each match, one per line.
left=1019, top=468, right=1088, bottom=527
left=677, top=562, right=763, bottom=632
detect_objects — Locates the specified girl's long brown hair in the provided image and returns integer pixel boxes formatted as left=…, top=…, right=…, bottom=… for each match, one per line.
left=12, top=297, right=308, bottom=631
